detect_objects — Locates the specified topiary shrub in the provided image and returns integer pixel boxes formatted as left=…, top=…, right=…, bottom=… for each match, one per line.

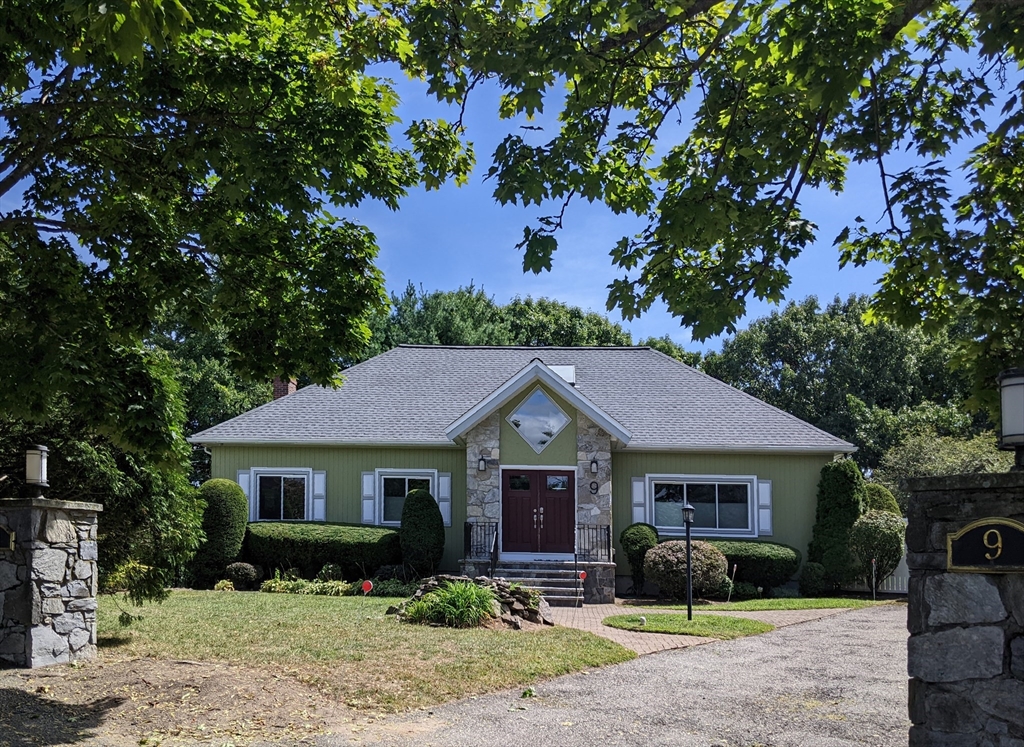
left=620, top=523, right=659, bottom=595
left=863, top=483, right=902, bottom=516
left=807, top=460, right=866, bottom=589
left=399, top=488, right=445, bottom=576
left=799, top=562, right=829, bottom=597
left=225, top=561, right=261, bottom=590
left=708, top=540, right=802, bottom=591
left=191, top=479, right=249, bottom=587
left=644, top=540, right=727, bottom=599
left=404, top=581, right=495, bottom=628
left=849, top=510, right=906, bottom=591
left=243, top=522, right=401, bottom=579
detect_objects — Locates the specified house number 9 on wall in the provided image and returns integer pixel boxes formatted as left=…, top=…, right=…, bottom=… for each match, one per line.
left=984, top=529, right=1003, bottom=560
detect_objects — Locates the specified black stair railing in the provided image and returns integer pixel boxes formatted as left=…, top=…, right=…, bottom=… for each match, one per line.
left=576, top=523, right=612, bottom=562
left=463, top=520, right=499, bottom=568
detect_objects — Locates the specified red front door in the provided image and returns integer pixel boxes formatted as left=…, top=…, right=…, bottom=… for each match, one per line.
left=501, top=470, right=575, bottom=554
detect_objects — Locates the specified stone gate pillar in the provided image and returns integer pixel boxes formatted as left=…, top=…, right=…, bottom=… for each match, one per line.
left=0, top=498, right=103, bottom=668
left=905, top=473, right=1024, bottom=746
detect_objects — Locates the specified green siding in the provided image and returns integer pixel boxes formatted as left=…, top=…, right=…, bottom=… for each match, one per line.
left=211, top=445, right=467, bottom=570
left=611, top=451, right=834, bottom=579
left=499, top=383, right=578, bottom=466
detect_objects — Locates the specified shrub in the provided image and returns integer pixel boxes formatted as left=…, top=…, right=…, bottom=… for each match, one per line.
left=225, top=562, right=261, bottom=590
left=807, top=460, right=866, bottom=588
left=260, top=570, right=310, bottom=594
left=733, top=581, right=760, bottom=600
left=191, top=479, right=249, bottom=587
left=364, top=578, right=419, bottom=597
left=644, top=540, right=727, bottom=599
left=404, top=581, right=495, bottom=628
left=317, top=563, right=345, bottom=581
left=620, top=523, right=659, bottom=595
left=243, top=522, right=401, bottom=579
left=374, top=564, right=414, bottom=582
left=799, top=562, right=829, bottom=597
left=213, top=579, right=235, bottom=591
left=303, top=579, right=355, bottom=596
left=863, top=483, right=901, bottom=515
left=708, top=541, right=802, bottom=591
left=399, top=489, right=445, bottom=576
left=849, top=510, right=906, bottom=591
left=714, top=576, right=734, bottom=600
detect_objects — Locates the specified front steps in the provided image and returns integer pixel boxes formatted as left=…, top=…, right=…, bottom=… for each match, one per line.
left=491, top=561, right=586, bottom=607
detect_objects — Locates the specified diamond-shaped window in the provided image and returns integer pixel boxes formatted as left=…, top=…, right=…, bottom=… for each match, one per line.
left=506, top=386, right=571, bottom=453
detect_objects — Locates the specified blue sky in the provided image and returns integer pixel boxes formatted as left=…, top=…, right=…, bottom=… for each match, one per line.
left=350, top=71, right=909, bottom=354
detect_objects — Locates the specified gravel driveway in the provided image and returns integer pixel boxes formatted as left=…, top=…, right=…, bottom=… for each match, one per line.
left=325, top=605, right=908, bottom=747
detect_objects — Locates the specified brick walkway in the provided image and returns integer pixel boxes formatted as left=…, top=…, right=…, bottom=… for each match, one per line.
left=550, top=602, right=848, bottom=655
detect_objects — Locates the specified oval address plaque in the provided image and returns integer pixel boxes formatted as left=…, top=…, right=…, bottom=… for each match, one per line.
left=947, top=518, right=1024, bottom=573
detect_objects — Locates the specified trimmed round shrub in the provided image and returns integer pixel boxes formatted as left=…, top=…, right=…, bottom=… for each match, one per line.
left=863, top=483, right=902, bottom=516
left=644, top=540, right=727, bottom=600
left=849, top=510, right=906, bottom=591
left=808, top=459, right=866, bottom=588
left=192, top=479, right=249, bottom=587
left=799, top=562, right=829, bottom=597
left=708, top=540, right=802, bottom=591
left=620, top=523, right=659, bottom=595
left=225, top=562, right=261, bottom=590
left=243, top=522, right=401, bottom=579
left=399, top=488, right=445, bottom=576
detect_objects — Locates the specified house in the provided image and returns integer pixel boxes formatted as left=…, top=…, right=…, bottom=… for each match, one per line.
left=189, top=345, right=855, bottom=603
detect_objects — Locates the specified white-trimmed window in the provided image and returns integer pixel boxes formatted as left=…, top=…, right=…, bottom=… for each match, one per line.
left=647, top=474, right=757, bottom=538
left=244, top=468, right=316, bottom=522
left=376, top=469, right=437, bottom=526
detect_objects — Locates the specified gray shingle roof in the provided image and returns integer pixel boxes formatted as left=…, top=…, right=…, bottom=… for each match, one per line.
left=190, top=346, right=855, bottom=453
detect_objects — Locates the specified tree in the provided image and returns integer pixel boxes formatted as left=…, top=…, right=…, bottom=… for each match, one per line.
left=400, top=0, right=1024, bottom=403
left=701, top=295, right=976, bottom=468
left=500, top=296, right=633, bottom=346
left=874, top=429, right=1013, bottom=511
left=1, top=0, right=469, bottom=458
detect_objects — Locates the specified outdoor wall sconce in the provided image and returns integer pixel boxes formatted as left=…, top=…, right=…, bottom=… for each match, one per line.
left=590, top=459, right=599, bottom=474
left=478, top=456, right=487, bottom=472
left=25, top=444, right=49, bottom=496
left=998, top=369, right=1024, bottom=471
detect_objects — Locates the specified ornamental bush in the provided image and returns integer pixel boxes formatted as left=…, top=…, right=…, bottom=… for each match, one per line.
left=225, top=561, right=261, bottom=590
left=708, top=540, right=802, bottom=591
left=620, top=523, right=659, bottom=595
left=807, top=460, right=866, bottom=589
left=191, top=479, right=249, bottom=587
left=644, top=540, right=727, bottom=599
left=863, top=483, right=902, bottom=516
left=733, top=581, right=759, bottom=600
left=799, top=562, right=829, bottom=597
left=243, top=522, right=401, bottom=579
left=404, top=581, right=495, bottom=628
left=399, top=488, right=445, bottom=576
left=849, top=510, right=906, bottom=591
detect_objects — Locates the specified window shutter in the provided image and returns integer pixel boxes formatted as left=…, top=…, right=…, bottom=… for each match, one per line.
left=757, top=479, right=773, bottom=536
left=437, top=473, right=452, bottom=527
left=631, top=477, right=646, bottom=525
left=361, top=472, right=376, bottom=524
left=312, top=471, right=327, bottom=521
left=237, top=470, right=253, bottom=521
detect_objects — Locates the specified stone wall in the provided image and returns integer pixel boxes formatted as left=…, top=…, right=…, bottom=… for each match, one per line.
left=0, top=498, right=103, bottom=668
left=906, top=472, right=1024, bottom=747
left=576, top=412, right=612, bottom=528
left=465, top=412, right=501, bottom=523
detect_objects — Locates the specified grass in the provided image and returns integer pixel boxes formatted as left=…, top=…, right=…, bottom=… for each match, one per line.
left=647, top=597, right=890, bottom=611
left=603, top=613, right=774, bottom=639
left=98, top=591, right=634, bottom=711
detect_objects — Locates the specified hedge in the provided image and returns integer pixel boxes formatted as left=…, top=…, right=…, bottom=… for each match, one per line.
left=708, top=540, right=802, bottom=591
left=191, top=479, right=249, bottom=587
left=243, top=522, right=401, bottom=580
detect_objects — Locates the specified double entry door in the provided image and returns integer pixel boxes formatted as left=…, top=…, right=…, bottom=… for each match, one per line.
left=501, top=469, right=575, bottom=555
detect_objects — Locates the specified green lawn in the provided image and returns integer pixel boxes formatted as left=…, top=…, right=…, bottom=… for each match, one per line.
left=98, top=591, right=634, bottom=711
left=603, top=613, right=774, bottom=638
left=648, top=597, right=889, bottom=611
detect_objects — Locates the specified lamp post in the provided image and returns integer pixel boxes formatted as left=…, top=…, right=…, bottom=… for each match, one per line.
left=25, top=444, right=49, bottom=497
left=682, top=500, right=695, bottom=621
left=998, top=369, right=1024, bottom=471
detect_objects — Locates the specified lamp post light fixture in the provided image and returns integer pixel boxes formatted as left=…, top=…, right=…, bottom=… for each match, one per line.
left=682, top=499, right=696, bottom=621
left=590, top=458, right=599, bottom=475
left=25, top=444, right=49, bottom=497
left=477, top=456, right=487, bottom=472
left=998, top=369, right=1024, bottom=471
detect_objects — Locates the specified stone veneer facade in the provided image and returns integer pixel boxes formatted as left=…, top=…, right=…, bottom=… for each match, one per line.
left=462, top=408, right=616, bottom=603
left=0, top=498, right=102, bottom=668
left=905, top=472, right=1024, bottom=747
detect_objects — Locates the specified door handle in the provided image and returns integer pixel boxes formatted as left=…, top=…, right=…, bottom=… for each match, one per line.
left=539, top=507, right=544, bottom=529
left=533, top=509, right=538, bottom=529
